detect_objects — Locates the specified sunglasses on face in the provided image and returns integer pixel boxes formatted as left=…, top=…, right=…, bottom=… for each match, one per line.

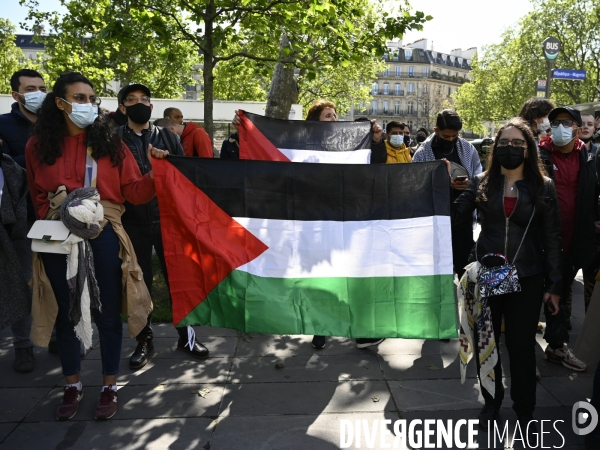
left=497, top=138, right=526, bottom=147
left=550, top=119, right=576, bottom=128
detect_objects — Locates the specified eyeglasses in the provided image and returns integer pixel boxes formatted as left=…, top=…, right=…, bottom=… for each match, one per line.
left=64, top=94, right=101, bottom=106
left=550, top=119, right=576, bottom=128
left=124, top=95, right=151, bottom=106
left=497, top=138, right=526, bottom=147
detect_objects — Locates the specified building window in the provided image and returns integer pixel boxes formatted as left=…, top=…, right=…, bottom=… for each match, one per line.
left=394, top=102, right=400, bottom=114
left=395, top=66, right=401, bottom=77
left=408, top=66, right=414, bottom=78
left=383, top=101, right=389, bottom=114
left=422, top=101, right=428, bottom=112
left=384, top=68, right=389, bottom=76
left=392, top=51, right=399, bottom=61
left=372, top=83, right=378, bottom=95
left=423, top=67, right=429, bottom=77
left=405, top=49, right=413, bottom=60
left=407, top=120, right=414, bottom=129
left=395, top=83, right=401, bottom=95
left=408, top=83, right=414, bottom=93
left=407, top=102, right=414, bottom=114
left=448, top=87, right=452, bottom=96
left=422, top=84, right=428, bottom=93
left=383, top=83, right=389, bottom=94
left=371, top=100, right=378, bottom=114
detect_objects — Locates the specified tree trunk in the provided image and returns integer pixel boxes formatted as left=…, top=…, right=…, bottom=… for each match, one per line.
left=203, top=0, right=215, bottom=145
left=265, top=34, right=298, bottom=119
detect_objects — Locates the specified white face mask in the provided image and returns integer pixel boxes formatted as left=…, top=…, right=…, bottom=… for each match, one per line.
left=389, top=134, right=404, bottom=147
left=551, top=124, right=575, bottom=147
left=537, top=118, right=550, bottom=132
left=17, top=90, right=47, bottom=113
left=61, top=99, right=98, bottom=129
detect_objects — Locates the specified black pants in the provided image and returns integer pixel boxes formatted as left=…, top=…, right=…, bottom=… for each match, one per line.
left=452, top=220, right=474, bottom=278
left=544, top=256, right=576, bottom=349
left=476, top=273, right=544, bottom=417
left=124, top=222, right=187, bottom=342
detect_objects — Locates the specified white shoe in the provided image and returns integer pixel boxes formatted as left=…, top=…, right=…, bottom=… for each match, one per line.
left=545, top=344, right=587, bottom=371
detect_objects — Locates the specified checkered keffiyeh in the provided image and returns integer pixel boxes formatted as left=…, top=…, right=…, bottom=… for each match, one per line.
left=458, top=261, right=498, bottom=397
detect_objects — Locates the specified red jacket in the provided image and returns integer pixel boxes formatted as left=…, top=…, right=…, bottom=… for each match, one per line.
left=181, top=122, right=213, bottom=158
left=538, top=137, right=585, bottom=257
left=26, top=132, right=155, bottom=219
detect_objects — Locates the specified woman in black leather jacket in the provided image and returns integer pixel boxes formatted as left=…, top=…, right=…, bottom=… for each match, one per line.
left=451, top=117, right=562, bottom=429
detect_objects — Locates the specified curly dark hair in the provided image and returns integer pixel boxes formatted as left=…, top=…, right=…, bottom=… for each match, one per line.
left=306, top=100, right=337, bottom=121
left=33, top=72, right=123, bottom=166
left=478, top=117, right=548, bottom=209
left=518, top=98, right=555, bottom=134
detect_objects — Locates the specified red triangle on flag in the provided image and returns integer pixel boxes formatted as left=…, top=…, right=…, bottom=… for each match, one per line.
left=238, top=110, right=291, bottom=161
left=153, top=159, right=269, bottom=326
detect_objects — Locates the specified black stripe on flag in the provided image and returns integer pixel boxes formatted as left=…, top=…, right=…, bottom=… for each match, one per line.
left=165, top=156, right=451, bottom=221
left=244, top=111, right=372, bottom=152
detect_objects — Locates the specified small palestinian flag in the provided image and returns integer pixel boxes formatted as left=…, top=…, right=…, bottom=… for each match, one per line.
left=154, top=156, right=457, bottom=339
left=238, top=110, right=372, bottom=163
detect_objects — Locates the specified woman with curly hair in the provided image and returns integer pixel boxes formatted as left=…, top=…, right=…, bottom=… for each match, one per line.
left=26, top=72, right=168, bottom=421
left=518, top=97, right=555, bottom=141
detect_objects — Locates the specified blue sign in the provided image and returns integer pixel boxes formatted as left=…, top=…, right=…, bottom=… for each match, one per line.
left=553, top=69, right=587, bottom=81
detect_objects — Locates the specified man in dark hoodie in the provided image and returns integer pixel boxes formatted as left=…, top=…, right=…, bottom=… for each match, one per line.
left=0, top=69, right=47, bottom=373
left=538, top=106, right=596, bottom=372
left=117, top=83, right=210, bottom=370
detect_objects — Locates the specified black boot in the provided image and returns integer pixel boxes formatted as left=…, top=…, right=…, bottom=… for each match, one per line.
left=177, top=338, right=209, bottom=359
left=129, top=340, right=154, bottom=370
left=478, top=403, right=499, bottom=430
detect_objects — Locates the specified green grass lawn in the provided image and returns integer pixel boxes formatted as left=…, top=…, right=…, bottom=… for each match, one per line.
left=151, top=253, right=173, bottom=323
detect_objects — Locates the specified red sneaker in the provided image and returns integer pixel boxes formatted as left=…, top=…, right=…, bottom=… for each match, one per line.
left=94, top=386, right=118, bottom=420
left=56, top=385, right=83, bottom=421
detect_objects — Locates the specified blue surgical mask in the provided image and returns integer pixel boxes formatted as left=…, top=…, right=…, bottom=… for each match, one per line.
left=389, top=135, right=404, bottom=147
left=17, top=90, right=46, bottom=113
left=551, top=124, right=575, bottom=146
left=61, top=99, right=98, bottom=129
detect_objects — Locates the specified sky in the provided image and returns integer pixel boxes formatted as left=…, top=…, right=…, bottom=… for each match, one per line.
left=4, top=0, right=535, bottom=54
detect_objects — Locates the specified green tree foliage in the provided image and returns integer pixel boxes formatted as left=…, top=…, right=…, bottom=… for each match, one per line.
left=22, top=0, right=199, bottom=98
left=135, top=0, right=430, bottom=135
left=211, top=30, right=386, bottom=117
left=454, top=0, right=600, bottom=133
left=0, top=18, right=42, bottom=94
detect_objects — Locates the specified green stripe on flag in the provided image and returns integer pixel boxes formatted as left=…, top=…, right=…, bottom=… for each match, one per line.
left=177, top=270, right=457, bottom=339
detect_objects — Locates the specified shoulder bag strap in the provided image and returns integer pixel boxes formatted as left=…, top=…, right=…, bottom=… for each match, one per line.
left=512, top=206, right=536, bottom=262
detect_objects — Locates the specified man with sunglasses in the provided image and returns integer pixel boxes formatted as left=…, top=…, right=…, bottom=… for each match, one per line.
left=538, top=106, right=596, bottom=372
left=117, top=83, right=210, bottom=370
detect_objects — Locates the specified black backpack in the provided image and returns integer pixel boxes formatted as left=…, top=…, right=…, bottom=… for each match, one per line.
left=117, top=125, right=179, bottom=154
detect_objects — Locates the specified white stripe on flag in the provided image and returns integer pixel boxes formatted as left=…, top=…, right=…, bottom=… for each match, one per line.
left=234, top=216, right=453, bottom=278
left=278, top=148, right=371, bottom=164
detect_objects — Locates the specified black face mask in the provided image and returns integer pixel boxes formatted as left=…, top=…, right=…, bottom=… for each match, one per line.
left=495, top=145, right=525, bottom=170
left=125, top=103, right=152, bottom=124
left=403, top=135, right=411, bottom=146
left=435, top=135, right=457, bottom=151
left=416, top=134, right=426, bottom=143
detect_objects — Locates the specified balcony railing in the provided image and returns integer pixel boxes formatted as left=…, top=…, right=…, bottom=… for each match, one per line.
left=374, top=90, right=405, bottom=96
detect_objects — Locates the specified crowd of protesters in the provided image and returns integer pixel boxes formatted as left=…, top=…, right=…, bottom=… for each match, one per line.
left=1, top=68, right=600, bottom=447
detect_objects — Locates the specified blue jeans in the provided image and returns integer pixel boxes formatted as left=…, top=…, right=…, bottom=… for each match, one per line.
left=10, top=238, right=33, bottom=348
left=42, top=224, right=123, bottom=376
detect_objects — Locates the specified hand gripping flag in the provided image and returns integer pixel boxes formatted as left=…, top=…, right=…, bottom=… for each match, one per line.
left=154, top=156, right=457, bottom=339
left=237, top=110, right=373, bottom=163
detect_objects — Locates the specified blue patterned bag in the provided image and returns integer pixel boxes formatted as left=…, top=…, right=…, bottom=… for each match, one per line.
left=476, top=207, right=535, bottom=297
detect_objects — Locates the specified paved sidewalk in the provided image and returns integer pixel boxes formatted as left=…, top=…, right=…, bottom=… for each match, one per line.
left=0, top=274, right=593, bottom=450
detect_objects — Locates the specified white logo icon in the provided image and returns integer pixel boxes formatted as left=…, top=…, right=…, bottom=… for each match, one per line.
left=572, top=401, right=598, bottom=436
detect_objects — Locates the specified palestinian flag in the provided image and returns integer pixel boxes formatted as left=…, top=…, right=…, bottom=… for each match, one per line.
left=154, top=156, right=457, bottom=339
left=238, top=110, right=372, bottom=164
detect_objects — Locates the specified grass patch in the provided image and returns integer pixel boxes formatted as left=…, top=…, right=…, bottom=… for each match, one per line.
left=151, top=253, right=173, bottom=323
